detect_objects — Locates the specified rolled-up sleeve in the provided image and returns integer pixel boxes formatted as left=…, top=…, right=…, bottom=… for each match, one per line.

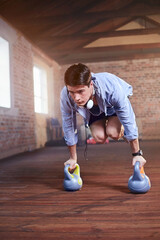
left=60, top=88, right=78, bottom=146
left=109, top=84, right=138, bottom=141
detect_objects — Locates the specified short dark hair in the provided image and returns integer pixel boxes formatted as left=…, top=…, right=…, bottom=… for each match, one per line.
left=64, top=63, right=91, bottom=86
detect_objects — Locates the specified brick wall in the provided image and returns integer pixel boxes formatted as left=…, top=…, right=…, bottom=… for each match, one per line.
left=0, top=18, right=61, bottom=159
left=0, top=21, right=36, bottom=159
left=61, top=59, right=160, bottom=140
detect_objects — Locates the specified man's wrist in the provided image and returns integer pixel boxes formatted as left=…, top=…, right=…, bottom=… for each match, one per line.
left=132, top=149, right=143, bottom=157
left=70, top=158, right=77, bottom=162
left=70, top=154, right=77, bottom=160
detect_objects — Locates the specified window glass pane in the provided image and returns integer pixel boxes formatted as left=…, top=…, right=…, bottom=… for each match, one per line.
left=33, top=68, right=41, bottom=97
left=42, top=82, right=47, bottom=99
left=42, top=100, right=47, bottom=114
left=34, top=96, right=42, bottom=113
left=33, top=65, right=48, bottom=114
left=0, top=37, right=10, bottom=108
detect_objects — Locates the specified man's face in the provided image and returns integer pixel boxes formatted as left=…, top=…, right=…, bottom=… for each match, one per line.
left=67, top=82, right=93, bottom=107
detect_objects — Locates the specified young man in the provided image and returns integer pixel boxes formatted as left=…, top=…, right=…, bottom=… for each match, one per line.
left=60, top=63, right=146, bottom=170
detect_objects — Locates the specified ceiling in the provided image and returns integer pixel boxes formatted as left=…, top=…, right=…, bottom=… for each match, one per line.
left=0, top=0, right=160, bottom=65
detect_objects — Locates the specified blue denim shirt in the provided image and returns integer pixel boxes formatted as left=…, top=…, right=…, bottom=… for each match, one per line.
left=60, top=72, right=138, bottom=146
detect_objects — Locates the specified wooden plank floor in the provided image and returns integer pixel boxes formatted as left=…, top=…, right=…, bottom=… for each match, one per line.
left=0, top=141, right=160, bottom=240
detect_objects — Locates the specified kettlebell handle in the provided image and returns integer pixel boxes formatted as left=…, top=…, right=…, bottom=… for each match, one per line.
left=64, top=164, right=80, bottom=180
left=134, top=161, right=145, bottom=173
left=64, top=164, right=73, bottom=180
left=134, top=161, right=140, bottom=171
left=133, top=161, right=145, bottom=181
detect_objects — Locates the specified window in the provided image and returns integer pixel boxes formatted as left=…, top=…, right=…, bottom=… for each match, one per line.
left=33, top=65, right=48, bottom=114
left=0, top=37, right=10, bottom=108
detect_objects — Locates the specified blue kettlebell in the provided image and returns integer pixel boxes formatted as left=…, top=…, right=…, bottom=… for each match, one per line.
left=128, top=161, right=151, bottom=193
left=63, top=163, right=83, bottom=191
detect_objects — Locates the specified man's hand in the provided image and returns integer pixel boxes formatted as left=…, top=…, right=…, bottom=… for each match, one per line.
left=64, top=159, right=77, bottom=170
left=132, top=156, right=146, bottom=168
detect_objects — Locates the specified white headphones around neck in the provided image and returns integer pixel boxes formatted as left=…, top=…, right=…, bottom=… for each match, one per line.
left=86, top=99, right=94, bottom=109
left=85, top=87, right=95, bottom=109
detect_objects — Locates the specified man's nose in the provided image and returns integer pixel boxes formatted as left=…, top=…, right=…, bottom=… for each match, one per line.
left=74, top=93, right=80, bottom=101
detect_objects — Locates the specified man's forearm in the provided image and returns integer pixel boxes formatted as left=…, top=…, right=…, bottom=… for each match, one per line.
left=68, top=144, right=77, bottom=160
left=129, top=138, right=140, bottom=153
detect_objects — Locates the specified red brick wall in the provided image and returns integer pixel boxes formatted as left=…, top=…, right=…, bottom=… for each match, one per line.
left=0, top=19, right=61, bottom=159
left=0, top=34, right=36, bottom=159
left=61, top=58, right=160, bottom=140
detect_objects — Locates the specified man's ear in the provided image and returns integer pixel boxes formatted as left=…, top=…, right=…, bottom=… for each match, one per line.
left=89, top=80, right=93, bottom=87
left=90, top=81, right=95, bottom=95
